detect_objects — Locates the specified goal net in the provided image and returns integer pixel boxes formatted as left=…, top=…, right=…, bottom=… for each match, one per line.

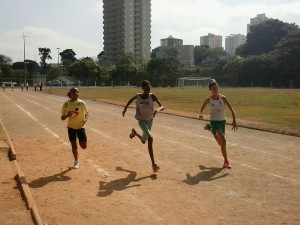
left=178, top=77, right=211, bottom=87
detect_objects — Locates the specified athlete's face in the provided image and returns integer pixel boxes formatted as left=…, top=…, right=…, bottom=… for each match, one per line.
left=70, top=88, right=79, bottom=101
left=142, top=84, right=150, bottom=95
left=210, top=84, right=219, bottom=95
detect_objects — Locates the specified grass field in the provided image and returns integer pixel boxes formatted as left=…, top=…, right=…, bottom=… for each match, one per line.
left=45, top=87, right=300, bottom=136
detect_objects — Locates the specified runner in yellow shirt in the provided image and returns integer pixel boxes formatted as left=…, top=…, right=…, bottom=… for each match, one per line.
left=61, top=88, right=89, bottom=169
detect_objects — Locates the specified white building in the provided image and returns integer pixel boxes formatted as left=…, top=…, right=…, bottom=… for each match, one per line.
left=225, top=34, right=247, bottom=56
left=247, top=13, right=268, bottom=33
left=103, top=0, right=151, bottom=64
left=200, top=33, right=222, bottom=49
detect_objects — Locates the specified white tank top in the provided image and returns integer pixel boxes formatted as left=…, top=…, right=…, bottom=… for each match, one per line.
left=135, top=93, right=154, bottom=120
left=209, top=95, right=226, bottom=121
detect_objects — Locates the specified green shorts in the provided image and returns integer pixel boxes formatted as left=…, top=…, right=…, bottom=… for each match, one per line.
left=210, top=120, right=226, bottom=135
left=138, top=120, right=153, bottom=142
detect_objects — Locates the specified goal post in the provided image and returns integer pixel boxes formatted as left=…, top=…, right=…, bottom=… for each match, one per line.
left=178, top=77, right=211, bottom=87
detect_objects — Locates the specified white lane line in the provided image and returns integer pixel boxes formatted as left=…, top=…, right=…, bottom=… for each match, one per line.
left=11, top=93, right=299, bottom=183
left=156, top=135, right=298, bottom=184
left=88, top=105, right=297, bottom=161
left=86, top=159, right=110, bottom=177
left=3, top=93, right=110, bottom=175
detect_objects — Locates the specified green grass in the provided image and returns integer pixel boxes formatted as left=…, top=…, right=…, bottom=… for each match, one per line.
left=45, top=87, right=300, bottom=136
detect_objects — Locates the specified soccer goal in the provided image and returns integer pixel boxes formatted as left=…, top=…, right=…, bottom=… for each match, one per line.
left=178, top=77, right=211, bottom=87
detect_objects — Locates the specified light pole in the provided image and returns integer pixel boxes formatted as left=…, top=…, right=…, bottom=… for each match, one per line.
left=57, top=48, right=61, bottom=86
left=23, top=33, right=27, bottom=85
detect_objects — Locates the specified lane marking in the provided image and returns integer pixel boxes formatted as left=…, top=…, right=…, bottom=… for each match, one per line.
left=6, top=92, right=299, bottom=184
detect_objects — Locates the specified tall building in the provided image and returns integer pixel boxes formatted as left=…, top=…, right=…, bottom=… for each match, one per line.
left=102, top=0, right=151, bottom=65
left=225, top=34, right=246, bottom=56
left=247, top=13, right=268, bottom=33
left=200, top=33, right=222, bottom=49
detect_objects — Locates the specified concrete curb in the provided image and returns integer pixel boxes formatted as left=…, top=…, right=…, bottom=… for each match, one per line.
left=0, top=120, right=43, bottom=225
left=0, top=120, right=16, bottom=160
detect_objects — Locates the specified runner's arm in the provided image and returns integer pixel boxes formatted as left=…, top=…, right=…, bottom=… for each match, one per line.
left=122, top=95, right=137, bottom=117
left=222, top=96, right=237, bottom=131
left=199, top=98, right=209, bottom=119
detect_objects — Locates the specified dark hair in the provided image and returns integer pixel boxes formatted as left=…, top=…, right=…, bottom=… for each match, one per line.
left=141, top=80, right=150, bottom=87
left=208, top=79, right=218, bottom=89
left=67, top=87, right=78, bottom=98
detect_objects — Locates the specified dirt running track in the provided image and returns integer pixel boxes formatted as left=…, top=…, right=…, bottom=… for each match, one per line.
left=0, top=90, right=299, bottom=225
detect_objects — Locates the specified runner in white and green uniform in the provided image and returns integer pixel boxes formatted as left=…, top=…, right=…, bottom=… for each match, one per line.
left=123, top=80, right=164, bottom=173
left=199, top=79, right=237, bottom=169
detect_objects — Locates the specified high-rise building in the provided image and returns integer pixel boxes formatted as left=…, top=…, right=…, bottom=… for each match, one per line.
left=225, top=34, right=246, bottom=56
left=102, top=0, right=151, bottom=65
left=247, top=13, right=268, bottom=33
left=200, top=33, right=222, bottom=49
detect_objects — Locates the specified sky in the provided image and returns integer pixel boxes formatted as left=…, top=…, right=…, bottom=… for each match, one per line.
left=0, top=0, right=300, bottom=63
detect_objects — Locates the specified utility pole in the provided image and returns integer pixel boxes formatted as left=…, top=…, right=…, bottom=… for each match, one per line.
left=57, top=48, right=61, bottom=86
left=23, top=33, right=27, bottom=85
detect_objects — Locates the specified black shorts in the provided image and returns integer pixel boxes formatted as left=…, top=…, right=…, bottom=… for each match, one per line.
left=68, top=128, right=87, bottom=143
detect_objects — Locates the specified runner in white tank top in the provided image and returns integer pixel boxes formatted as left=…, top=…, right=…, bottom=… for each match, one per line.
left=199, top=79, right=237, bottom=169
left=123, top=80, right=164, bottom=173
left=209, top=95, right=226, bottom=121
left=135, top=93, right=154, bottom=121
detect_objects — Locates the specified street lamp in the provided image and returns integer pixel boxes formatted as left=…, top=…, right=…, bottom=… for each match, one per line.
left=23, top=32, right=27, bottom=85
left=57, top=48, right=61, bottom=86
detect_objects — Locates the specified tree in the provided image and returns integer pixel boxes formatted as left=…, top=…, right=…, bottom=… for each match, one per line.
left=236, top=19, right=299, bottom=57
left=0, top=65, right=3, bottom=78
left=194, top=45, right=210, bottom=66
left=0, top=54, right=13, bottom=78
left=111, top=53, right=137, bottom=85
left=271, top=29, right=300, bottom=87
left=0, top=54, right=12, bottom=65
left=60, top=49, right=77, bottom=63
left=38, top=47, right=52, bottom=74
left=68, top=60, right=107, bottom=86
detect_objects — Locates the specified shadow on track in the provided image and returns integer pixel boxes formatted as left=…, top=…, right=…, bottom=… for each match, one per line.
left=98, top=167, right=157, bottom=197
left=183, top=165, right=229, bottom=185
left=28, top=169, right=71, bottom=188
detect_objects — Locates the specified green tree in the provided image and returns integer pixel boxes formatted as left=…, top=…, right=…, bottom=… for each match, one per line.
left=271, top=29, right=300, bottom=87
left=111, top=53, right=137, bottom=85
left=38, top=47, right=52, bottom=74
left=68, top=60, right=106, bottom=86
left=0, top=54, right=13, bottom=78
left=194, top=45, right=210, bottom=66
left=236, top=19, right=299, bottom=57
left=60, top=49, right=77, bottom=63
left=0, top=54, right=12, bottom=65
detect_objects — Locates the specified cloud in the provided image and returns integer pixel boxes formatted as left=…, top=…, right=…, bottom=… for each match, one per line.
left=151, top=0, right=300, bottom=48
left=0, top=26, right=102, bottom=63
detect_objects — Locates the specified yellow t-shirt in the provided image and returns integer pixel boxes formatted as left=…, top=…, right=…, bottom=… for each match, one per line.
left=61, top=99, right=88, bottom=129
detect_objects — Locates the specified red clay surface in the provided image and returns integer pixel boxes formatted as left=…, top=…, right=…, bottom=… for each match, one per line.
left=0, top=89, right=299, bottom=225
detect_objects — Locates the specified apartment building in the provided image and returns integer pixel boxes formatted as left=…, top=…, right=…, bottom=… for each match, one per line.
left=156, top=36, right=194, bottom=67
left=200, top=33, right=222, bottom=49
left=225, top=34, right=246, bottom=56
left=247, top=13, right=268, bottom=33
left=102, top=0, right=151, bottom=64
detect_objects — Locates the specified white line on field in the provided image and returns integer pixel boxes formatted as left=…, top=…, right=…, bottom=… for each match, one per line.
left=10, top=92, right=299, bottom=183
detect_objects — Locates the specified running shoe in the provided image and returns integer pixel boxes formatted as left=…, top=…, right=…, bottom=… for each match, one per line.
left=73, top=160, right=79, bottom=169
left=129, top=129, right=136, bottom=139
left=223, top=160, right=231, bottom=169
left=152, top=164, right=160, bottom=173
left=204, top=123, right=211, bottom=130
